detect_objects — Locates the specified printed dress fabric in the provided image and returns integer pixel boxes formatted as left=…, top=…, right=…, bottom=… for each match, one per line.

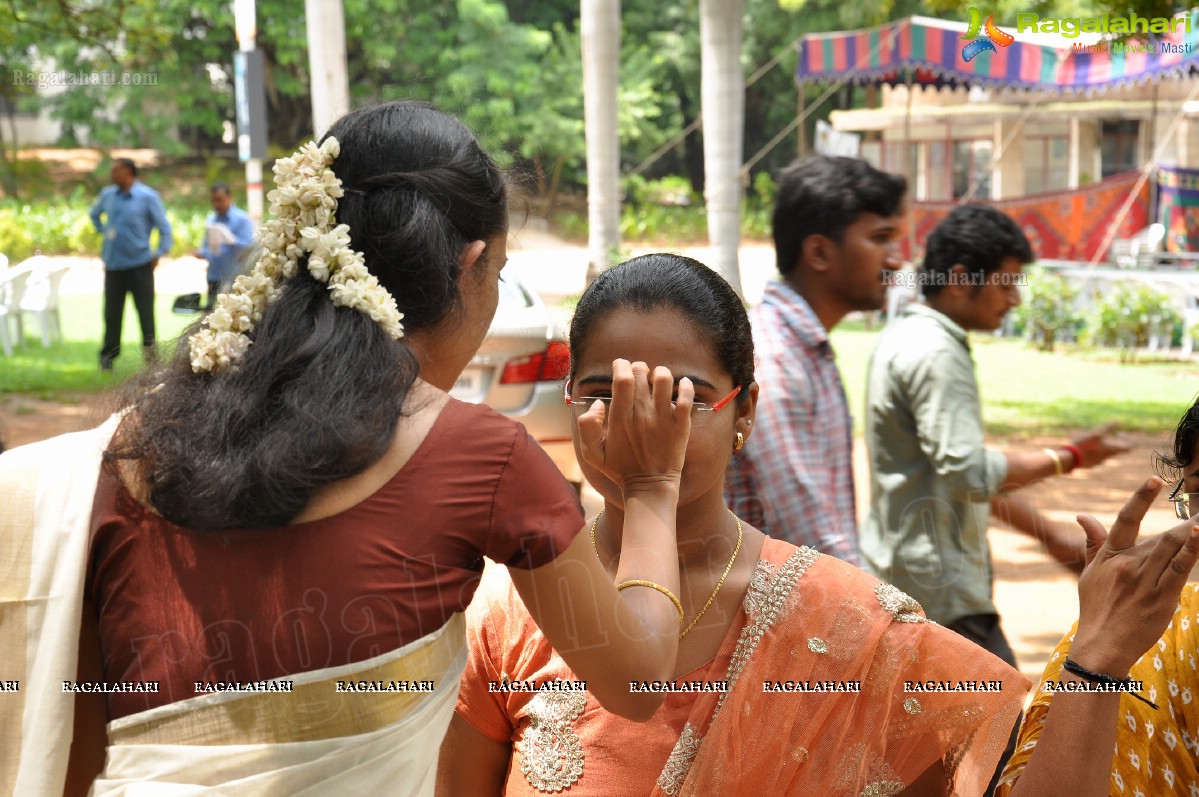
left=997, top=584, right=1199, bottom=797
left=457, top=537, right=1030, bottom=796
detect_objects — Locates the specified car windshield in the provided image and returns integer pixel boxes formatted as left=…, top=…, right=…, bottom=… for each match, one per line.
left=498, top=275, right=533, bottom=309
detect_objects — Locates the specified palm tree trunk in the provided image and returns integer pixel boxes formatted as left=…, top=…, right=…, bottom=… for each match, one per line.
left=699, top=0, right=744, bottom=296
left=581, top=0, right=621, bottom=284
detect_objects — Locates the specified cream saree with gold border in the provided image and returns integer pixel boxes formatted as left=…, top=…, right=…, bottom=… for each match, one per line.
left=0, top=421, right=467, bottom=797
left=1, top=418, right=119, bottom=797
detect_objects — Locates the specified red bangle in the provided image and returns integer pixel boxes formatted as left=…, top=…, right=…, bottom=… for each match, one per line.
left=1062, top=443, right=1083, bottom=473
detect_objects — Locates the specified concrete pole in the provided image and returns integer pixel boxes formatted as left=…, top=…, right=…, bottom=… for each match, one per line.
left=700, top=0, right=745, bottom=297
left=305, top=0, right=351, bottom=140
left=581, top=0, right=621, bottom=284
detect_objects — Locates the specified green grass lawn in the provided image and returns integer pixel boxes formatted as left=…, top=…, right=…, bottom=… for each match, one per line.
left=0, top=293, right=199, bottom=396
left=3, top=301, right=1198, bottom=435
left=831, top=321, right=1199, bottom=436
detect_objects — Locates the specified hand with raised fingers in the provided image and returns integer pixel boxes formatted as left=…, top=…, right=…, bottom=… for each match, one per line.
left=575, top=359, right=693, bottom=496
left=1071, top=423, right=1132, bottom=470
left=1071, top=478, right=1199, bottom=675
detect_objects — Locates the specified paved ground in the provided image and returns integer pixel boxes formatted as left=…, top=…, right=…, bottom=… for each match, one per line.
left=1, top=227, right=1187, bottom=689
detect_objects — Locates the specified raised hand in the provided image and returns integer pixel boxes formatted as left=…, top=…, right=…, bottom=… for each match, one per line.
left=1071, top=424, right=1131, bottom=469
left=575, top=359, right=694, bottom=495
left=1071, top=478, right=1199, bottom=675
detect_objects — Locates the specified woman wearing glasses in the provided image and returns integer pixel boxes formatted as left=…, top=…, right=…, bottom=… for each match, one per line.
left=997, top=398, right=1199, bottom=796
left=438, top=254, right=1030, bottom=796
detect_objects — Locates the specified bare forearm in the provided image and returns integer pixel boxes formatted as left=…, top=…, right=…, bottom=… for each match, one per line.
left=992, top=494, right=1085, bottom=572
left=437, top=714, right=510, bottom=796
left=1002, top=449, right=1068, bottom=490
left=613, top=484, right=684, bottom=639
left=1007, top=684, right=1119, bottom=797
left=510, top=488, right=682, bottom=720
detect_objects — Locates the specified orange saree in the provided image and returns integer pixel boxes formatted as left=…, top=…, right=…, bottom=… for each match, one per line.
left=458, top=537, right=1029, bottom=796
left=652, top=540, right=1028, bottom=796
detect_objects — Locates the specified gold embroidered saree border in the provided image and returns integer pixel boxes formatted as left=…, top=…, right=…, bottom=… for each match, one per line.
left=655, top=544, right=821, bottom=795
left=109, top=613, right=465, bottom=747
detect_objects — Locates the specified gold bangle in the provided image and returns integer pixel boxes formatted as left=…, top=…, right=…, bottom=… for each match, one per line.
left=616, top=580, right=685, bottom=624
left=1043, top=447, right=1064, bottom=476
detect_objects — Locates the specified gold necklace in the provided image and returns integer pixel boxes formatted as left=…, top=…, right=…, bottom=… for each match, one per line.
left=590, top=508, right=743, bottom=639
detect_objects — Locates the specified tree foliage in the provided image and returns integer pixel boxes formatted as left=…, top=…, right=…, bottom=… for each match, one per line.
left=2, top=0, right=1182, bottom=201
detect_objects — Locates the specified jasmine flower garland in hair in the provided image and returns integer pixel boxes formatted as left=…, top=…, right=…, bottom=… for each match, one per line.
left=189, top=137, right=405, bottom=373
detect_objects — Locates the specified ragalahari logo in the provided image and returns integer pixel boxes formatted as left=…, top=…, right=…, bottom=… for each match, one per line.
left=961, top=8, right=1015, bottom=61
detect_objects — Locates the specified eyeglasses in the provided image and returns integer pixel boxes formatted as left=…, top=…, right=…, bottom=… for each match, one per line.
left=563, top=381, right=741, bottom=428
left=1169, top=479, right=1199, bottom=521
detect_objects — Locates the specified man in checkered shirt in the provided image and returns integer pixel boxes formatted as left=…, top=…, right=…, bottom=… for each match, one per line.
left=725, top=156, right=906, bottom=564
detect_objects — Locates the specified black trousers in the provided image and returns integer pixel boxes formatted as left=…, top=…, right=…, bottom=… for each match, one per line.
left=946, top=613, right=1020, bottom=795
left=101, top=263, right=155, bottom=362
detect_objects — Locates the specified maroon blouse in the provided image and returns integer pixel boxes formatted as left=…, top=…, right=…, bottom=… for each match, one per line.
left=86, top=399, right=583, bottom=719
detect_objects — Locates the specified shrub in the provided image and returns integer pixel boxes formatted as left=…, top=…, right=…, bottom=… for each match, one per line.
left=1088, top=283, right=1181, bottom=361
left=0, top=207, right=36, bottom=261
left=0, top=199, right=210, bottom=260
left=1012, top=267, right=1082, bottom=351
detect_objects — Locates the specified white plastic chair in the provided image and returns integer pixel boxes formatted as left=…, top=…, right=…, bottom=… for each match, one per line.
left=18, top=257, right=69, bottom=347
left=0, top=266, right=33, bottom=356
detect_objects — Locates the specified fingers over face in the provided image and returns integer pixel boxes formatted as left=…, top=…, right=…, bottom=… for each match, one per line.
left=576, top=406, right=606, bottom=460
left=610, top=359, right=635, bottom=421
left=675, top=376, right=695, bottom=411
left=650, top=365, right=674, bottom=415
left=1106, top=478, right=1163, bottom=552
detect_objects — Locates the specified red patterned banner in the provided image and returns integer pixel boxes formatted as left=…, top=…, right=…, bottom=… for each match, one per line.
left=901, top=171, right=1150, bottom=263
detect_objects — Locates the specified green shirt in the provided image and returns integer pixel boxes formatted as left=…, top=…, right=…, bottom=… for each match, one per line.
left=860, top=303, right=1009, bottom=625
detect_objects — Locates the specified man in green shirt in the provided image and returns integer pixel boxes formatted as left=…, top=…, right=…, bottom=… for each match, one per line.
left=861, top=204, right=1128, bottom=787
left=862, top=204, right=1126, bottom=657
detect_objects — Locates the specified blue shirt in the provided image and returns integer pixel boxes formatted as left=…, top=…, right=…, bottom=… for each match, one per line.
left=199, top=205, right=255, bottom=283
left=89, top=181, right=174, bottom=271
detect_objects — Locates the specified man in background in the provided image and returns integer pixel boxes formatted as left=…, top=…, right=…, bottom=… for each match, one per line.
left=195, top=183, right=254, bottom=310
left=861, top=203, right=1127, bottom=787
left=725, top=156, right=906, bottom=564
left=88, top=158, right=173, bottom=371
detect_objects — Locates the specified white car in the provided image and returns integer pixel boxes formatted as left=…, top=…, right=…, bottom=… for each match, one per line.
left=451, top=274, right=582, bottom=490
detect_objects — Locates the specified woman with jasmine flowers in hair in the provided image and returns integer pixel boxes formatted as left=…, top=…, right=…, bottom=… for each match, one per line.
left=0, top=101, right=694, bottom=796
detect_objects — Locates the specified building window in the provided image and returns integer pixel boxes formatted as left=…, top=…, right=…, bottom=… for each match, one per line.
left=1023, top=136, right=1069, bottom=195
left=926, top=141, right=951, bottom=201
left=953, top=140, right=992, bottom=199
left=1101, top=121, right=1139, bottom=178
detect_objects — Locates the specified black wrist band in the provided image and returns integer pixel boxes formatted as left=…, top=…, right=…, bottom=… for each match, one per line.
left=1063, top=657, right=1158, bottom=710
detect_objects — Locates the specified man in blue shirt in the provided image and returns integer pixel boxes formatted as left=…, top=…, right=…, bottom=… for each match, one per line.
left=195, top=183, right=255, bottom=310
left=89, top=158, right=173, bottom=370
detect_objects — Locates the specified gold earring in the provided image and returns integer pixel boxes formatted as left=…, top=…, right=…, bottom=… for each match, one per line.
left=734, top=432, right=745, bottom=452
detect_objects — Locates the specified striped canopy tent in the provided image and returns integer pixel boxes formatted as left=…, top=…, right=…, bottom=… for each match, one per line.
left=795, top=12, right=1199, bottom=92
left=796, top=11, right=1199, bottom=263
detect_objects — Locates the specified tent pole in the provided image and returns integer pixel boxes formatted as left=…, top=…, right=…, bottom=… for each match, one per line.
left=798, top=84, right=806, bottom=157
left=905, top=70, right=917, bottom=263
left=1149, top=83, right=1159, bottom=228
